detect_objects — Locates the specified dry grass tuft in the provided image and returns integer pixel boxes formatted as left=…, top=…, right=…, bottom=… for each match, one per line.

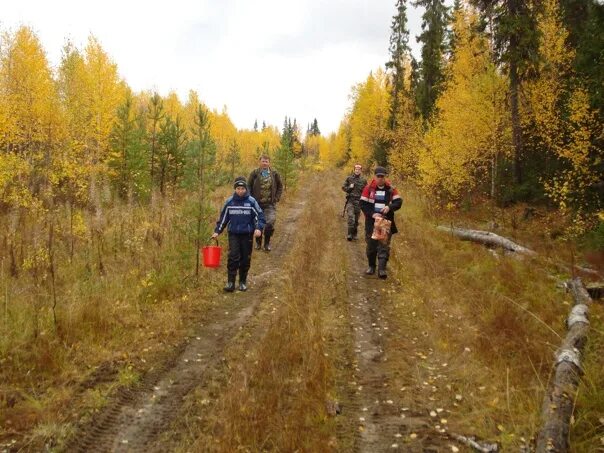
left=0, top=189, right=228, bottom=446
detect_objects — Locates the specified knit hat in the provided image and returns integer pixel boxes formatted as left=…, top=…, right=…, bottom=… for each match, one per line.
left=374, top=166, right=387, bottom=176
left=233, top=176, right=247, bottom=189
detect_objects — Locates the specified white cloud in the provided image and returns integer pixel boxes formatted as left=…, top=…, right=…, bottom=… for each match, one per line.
left=1, top=0, right=426, bottom=135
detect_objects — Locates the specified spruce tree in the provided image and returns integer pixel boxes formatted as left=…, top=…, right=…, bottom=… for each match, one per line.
left=109, top=95, right=148, bottom=200
left=226, top=139, right=241, bottom=181
left=187, top=104, right=216, bottom=276
left=414, top=0, right=449, bottom=120
left=560, top=0, right=604, bottom=118
left=471, top=0, right=538, bottom=186
left=309, top=118, right=321, bottom=136
left=274, top=117, right=296, bottom=190
left=386, top=0, right=411, bottom=130
left=147, top=93, right=164, bottom=186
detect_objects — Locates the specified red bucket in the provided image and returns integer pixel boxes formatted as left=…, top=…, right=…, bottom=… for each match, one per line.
left=202, top=239, right=222, bottom=268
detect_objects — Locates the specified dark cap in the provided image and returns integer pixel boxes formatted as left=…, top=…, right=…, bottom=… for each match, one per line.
left=374, top=166, right=387, bottom=176
left=233, top=176, right=247, bottom=189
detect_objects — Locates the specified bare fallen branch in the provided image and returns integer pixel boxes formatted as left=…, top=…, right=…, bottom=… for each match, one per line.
left=536, top=277, right=592, bottom=452
left=436, top=226, right=537, bottom=256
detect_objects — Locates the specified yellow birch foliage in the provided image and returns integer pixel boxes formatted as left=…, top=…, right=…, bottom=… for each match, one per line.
left=235, top=126, right=281, bottom=168
left=525, top=0, right=601, bottom=216
left=349, top=68, right=391, bottom=167
left=0, top=153, right=34, bottom=208
left=418, top=6, right=510, bottom=202
left=209, top=106, right=237, bottom=167
left=327, top=118, right=352, bottom=167
left=57, top=43, right=90, bottom=204
left=0, top=26, right=64, bottom=208
left=183, top=90, right=204, bottom=132
left=81, top=36, right=126, bottom=214
left=164, top=91, right=184, bottom=119
left=304, top=133, right=331, bottom=164
left=83, top=36, right=126, bottom=166
left=0, top=27, right=57, bottom=153
left=388, top=86, right=422, bottom=180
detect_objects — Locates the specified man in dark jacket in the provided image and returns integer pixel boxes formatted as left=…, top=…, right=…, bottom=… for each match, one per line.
left=360, top=166, right=402, bottom=279
left=247, top=155, right=283, bottom=252
left=342, top=163, right=367, bottom=241
left=211, top=177, right=265, bottom=292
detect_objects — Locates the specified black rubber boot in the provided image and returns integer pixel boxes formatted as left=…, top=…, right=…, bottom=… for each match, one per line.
left=378, top=260, right=387, bottom=279
left=224, top=274, right=236, bottom=292
left=239, top=272, right=248, bottom=291
left=263, top=232, right=272, bottom=252
left=255, top=236, right=262, bottom=250
left=366, top=252, right=377, bottom=275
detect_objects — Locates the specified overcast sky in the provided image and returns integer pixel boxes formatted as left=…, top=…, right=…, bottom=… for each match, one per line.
left=2, top=0, right=426, bottom=135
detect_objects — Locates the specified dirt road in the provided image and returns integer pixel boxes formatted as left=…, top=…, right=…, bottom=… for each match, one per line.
left=72, top=197, right=307, bottom=452
left=71, top=172, right=478, bottom=452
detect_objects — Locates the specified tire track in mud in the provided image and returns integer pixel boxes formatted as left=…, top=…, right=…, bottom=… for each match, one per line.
left=70, top=196, right=307, bottom=452
left=340, top=216, right=450, bottom=452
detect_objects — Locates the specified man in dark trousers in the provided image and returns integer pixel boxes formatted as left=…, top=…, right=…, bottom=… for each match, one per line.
left=341, top=163, right=367, bottom=241
left=247, top=155, right=283, bottom=252
left=360, top=166, right=402, bottom=279
left=211, top=177, right=265, bottom=292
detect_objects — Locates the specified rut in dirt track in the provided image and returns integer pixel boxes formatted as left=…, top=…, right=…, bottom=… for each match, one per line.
left=338, top=202, right=451, bottom=452
left=71, top=195, right=307, bottom=452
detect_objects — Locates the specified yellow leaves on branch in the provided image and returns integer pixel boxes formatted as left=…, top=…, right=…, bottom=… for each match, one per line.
left=418, top=6, right=510, bottom=201
left=0, top=27, right=58, bottom=152
left=525, top=0, right=601, bottom=217
left=324, top=118, right=352, bottom=167
left=0, top=153, right=35, bottom=208
left=349, top=68, right=391, bottom=166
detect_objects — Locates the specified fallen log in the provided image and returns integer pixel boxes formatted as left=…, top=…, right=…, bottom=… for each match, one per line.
left=436, top=226, right=537, bottom=256
left=536, top=277, right=592, bottom=453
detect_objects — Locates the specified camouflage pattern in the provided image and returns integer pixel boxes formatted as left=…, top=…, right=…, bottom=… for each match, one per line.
left=346, top=198, right=361, bottom=234
left=342, top=174, right=367, bottom=199
left=258, top=173, right=273, bottom=204
left=342, top=174, right=367, bottom=237
left=260, top=203, right=276, bottom=234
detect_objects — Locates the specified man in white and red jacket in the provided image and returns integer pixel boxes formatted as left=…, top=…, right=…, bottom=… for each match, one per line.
left=360, top=166, right=402, bottom=279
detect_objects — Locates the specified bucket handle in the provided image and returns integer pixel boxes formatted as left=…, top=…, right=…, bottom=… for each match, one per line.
left=207, top=237, right=219, bottom=246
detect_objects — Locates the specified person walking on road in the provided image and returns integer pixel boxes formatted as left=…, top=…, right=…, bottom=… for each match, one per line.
left=342, top=163, right=367, bottom=241
left=360, top=166, right=402, bottom=279
left=211, top=177, right=265, bottom=292
left=247, top=155, right=283, bottom=252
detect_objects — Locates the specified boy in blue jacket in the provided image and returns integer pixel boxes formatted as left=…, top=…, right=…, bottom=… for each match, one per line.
left=211, top=176, right=265, bottom=292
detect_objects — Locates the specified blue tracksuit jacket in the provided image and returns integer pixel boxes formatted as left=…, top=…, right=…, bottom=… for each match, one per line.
left=214, top=193, right=265, bottom=235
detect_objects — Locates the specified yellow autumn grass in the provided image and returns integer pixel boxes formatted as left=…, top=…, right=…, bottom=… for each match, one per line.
left=389, top=183, right=603, bottom=451
left=0, top=188, right=229, bottom=448
left=178, top=172, right=603, bottom=452
left=183, top=173, right=350, bottom=452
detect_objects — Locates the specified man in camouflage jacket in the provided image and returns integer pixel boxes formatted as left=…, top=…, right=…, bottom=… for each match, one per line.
left=341, top=164, right=367, bottom=241
left=247, top=155, right=283, bottom=252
